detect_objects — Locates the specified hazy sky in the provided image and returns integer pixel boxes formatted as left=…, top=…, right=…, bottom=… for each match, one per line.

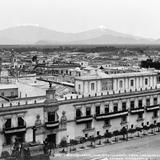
left=0, top=0, right=160, bottom=39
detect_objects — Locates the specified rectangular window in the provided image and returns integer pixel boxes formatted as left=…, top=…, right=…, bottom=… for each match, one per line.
left=78, top=84, right=81, bottom=90
left=130, top=79, right=134, bottom=87
left=95, top=106, right=100, bottom=115
left=154, top=97, right=157, bottom=105
left=5, top=119, right=11, bottom=129
left=104, top=119, right=110, bottom=126
left=86, top=122, right=92, bottom=129
left=1, top=92, right=4, bottom=96
left=113, top=103, right=118, bottom=112
left=18, top=117, right=24, bottom=127
left=145, top=78, right=148, bottom=85
left=157, top=76, right=160, bottom=84
left=119, top=80, right=123, bottom=88
left=86, top=107, right=91, bottom=116
left=85, top=134, right=88, bottom=138
left=105, top=105, right=109, bottom=113
left=91, top=83, right=95, bottom=91
left=138, top=113, right=143, bottom=119
left=153, top=110, right=158, bottom=118
left=130, top=101, right=135, bottom=109
left=138, top=100, right=143, bottom=108
left=11, top=92, right=14, bottom=97
left=76, top=109, right=81, bottom=118
left=122, top=102, right=126, bottom=111
left=122, top=116, right=127, bottom=122
left=146, top=98, right=150, bottom=106
left=48, top=112, right=55, bottom=122
left=101, top=79, right=113, bottom=91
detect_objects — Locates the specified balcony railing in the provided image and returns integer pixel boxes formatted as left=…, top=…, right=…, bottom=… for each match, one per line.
left=152, top=115, right=159, bottom=119
left=146, top=104, right=160, bottom=112
left=45, top=121, right=59, bottom=129
left=4, top=125, right=26, bottom=134
left=130, top=107, right=144, bottom=114
left=82, top=127, right=95, bottom=133
left=120, top=121, right=128, bottom=126
left=137, top=117, right=144, bottom=122
left=103, top=124, right=111, bottom=128
left=95, top=110, right=128, bottom=120
left=76, top=115, right=93, bottom=124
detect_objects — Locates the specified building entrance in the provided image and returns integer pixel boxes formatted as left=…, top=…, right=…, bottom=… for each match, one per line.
left=47, top=134, right=56, bottom=146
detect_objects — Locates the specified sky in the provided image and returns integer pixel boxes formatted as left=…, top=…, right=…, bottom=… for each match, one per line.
left=0, top=0, right=160, bottom=39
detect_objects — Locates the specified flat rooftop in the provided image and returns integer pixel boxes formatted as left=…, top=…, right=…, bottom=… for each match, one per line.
left=76, top=70, right=158, bottom=81
left=0, top=84, right=18, bottom=90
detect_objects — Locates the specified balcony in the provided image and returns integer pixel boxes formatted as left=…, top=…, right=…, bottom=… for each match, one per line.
left=130, top=107, right=144, bottom=114
left=152, top=115, right=159, bottom=119
left=45, top=121, right=59, bottom=129
left=146, top=104, right=160, bottom=112
left=137, top=117, right=144, bottom=122
left=95, top=110, right=128, bottom=120
left=76, top=115, right=93, bottom=124
left=103, top=124, right=111, bottom=129
left=4, top=125, right=26, bottom=134
left=120, top=121, right=128, bottom=126
left=82, top=127, right=95, bottom=133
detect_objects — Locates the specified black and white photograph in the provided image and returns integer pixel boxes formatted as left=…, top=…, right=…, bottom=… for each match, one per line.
left=0, top=0, right=160, bottom=159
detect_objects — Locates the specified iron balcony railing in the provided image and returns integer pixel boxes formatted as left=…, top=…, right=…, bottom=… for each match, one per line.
left=95, top=110, right=128, bottom=120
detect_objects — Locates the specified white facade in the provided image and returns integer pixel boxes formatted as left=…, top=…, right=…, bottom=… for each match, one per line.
left=75, top=70, right=158, bottom=97
left=1, top=69, right=160, bottom=155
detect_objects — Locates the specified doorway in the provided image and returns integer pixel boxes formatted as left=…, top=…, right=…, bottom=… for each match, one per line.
left=47, top=134, right=56, bottom=145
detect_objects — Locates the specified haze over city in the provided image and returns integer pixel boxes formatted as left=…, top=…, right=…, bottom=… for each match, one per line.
left=0, top=0, right=160, bottom=39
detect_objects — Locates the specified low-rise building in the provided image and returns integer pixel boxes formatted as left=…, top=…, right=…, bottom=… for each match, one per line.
left=0, top=69, right=160, bottom=155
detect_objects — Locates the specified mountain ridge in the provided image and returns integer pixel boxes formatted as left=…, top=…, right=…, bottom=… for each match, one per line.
left=0, top=25, right=157, bottom=45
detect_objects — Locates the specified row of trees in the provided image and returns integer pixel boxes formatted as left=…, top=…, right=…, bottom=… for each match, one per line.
left=59, top=123, right=160, bottom=153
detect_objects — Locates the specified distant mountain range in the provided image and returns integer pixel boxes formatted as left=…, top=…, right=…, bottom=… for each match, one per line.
left=0, top=25, right=158, bottom=45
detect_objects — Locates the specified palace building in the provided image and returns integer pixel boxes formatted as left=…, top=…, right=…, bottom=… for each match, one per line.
left=0, top=68, right=160, bottom=154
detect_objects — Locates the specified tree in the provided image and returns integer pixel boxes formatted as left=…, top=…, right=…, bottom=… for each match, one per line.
left=128, top=128, right=135, bottom=138
left=79, top=137, right=86, bottom=149
left=60, top=138, right=67, bottom=153
left=104, top=131, right=112, bottom=143
left=136, top=127, right=142, bottom=137
left=88, top=136, right=96, bottom=148
left=120, top=127, right=128, bottom=140
left=149, top=124, right=156, bottom=134
left=69, top=139, right=78, bottom=152
left=113, top=130, right=120, bottom=142
left=96, top=135, right=102, bottom=145
left=156, top=122, right=160, bottom=132
left=143, top=125, right=149, bottom=135
left=32, top=55, right=37, bottom=62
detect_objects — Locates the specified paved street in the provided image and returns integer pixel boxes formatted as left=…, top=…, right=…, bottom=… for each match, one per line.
left=51, top=134, right=160, bottom=160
